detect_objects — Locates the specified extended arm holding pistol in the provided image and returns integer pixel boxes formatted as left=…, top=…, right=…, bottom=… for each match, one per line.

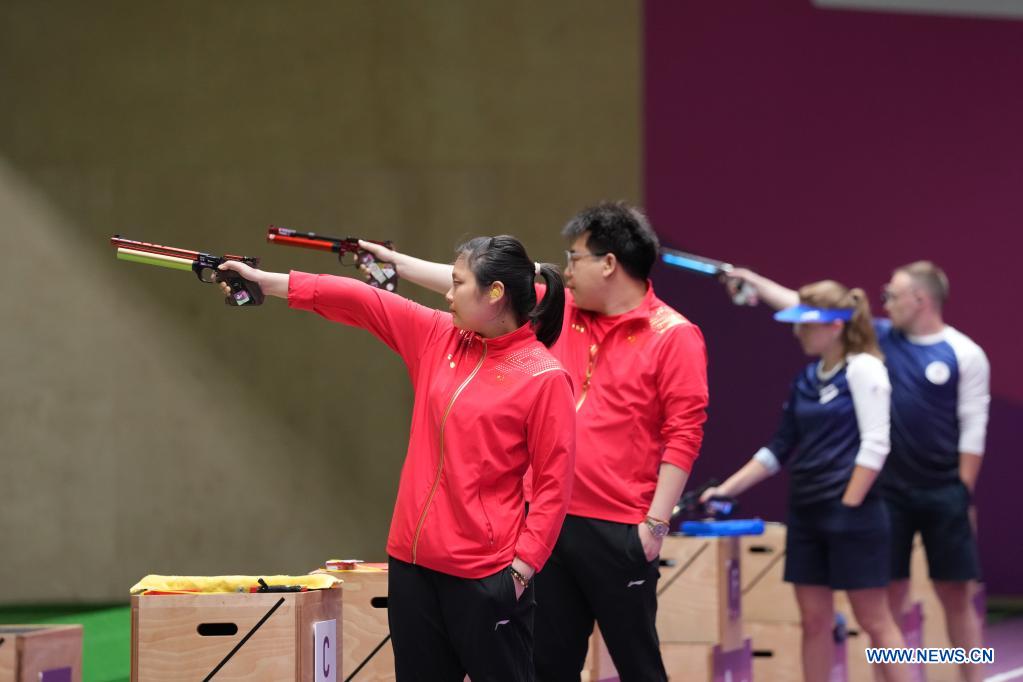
left=266, top=226, right=399, bottom=292
left=660, top=247, right=758, bottom=306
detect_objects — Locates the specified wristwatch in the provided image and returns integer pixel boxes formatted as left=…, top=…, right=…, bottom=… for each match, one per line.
left=645, top=515, right=670, bottom=539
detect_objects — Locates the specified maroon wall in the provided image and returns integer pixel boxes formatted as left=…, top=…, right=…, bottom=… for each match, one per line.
left=644, top=0, right=1022, bottom=595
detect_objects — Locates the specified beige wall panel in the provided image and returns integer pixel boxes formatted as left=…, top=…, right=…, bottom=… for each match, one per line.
left=0, top=0, right=640, bottom=602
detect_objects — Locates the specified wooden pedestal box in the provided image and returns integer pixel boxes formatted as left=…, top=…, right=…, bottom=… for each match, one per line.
left=583, top=631, right=752, bottom=682
left=740, top=522, right=796, bottom=622
left=746, top=620, right=864, bottom=682
left=657, top=534, right=743, bottom=650
left=131, top=588, right=341, bottom=681
left=321, top=563, right=393, bottom=681
left=0, top=625, right=82, bottom=682
left=662, top=643, right=715, bottom=682
left=746, top=621, right=804, bottom=682
left=662, top=640, right=752, bottom=682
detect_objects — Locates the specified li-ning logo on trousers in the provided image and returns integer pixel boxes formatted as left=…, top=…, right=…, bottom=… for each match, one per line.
left=627, top=580, right=646, bottom=588
left=494, top=619, right=510, bottom=631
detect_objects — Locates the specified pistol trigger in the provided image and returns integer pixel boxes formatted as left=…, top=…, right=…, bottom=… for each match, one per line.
left=192, top=262, right=212, bottom=283
left=199, top=266, right=220, bottom=284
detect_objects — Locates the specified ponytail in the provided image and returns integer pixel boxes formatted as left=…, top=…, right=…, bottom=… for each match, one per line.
left=842, top=288, right=883, bottom=359
left=457, top=235, right=565, bottom=347
left=530, top=263, right=566, bottom=347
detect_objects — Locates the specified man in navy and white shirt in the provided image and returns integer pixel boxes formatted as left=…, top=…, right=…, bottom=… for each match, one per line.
left=726, top=261, right=989, bottom=682
left=876, top=262, right=988, bottom=682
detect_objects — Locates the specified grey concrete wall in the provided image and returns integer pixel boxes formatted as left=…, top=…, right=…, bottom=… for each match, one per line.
left=0, top=1, right=640, bottom=602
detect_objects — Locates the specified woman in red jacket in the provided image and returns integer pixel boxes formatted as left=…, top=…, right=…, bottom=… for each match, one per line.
left=219, top=235, right=575, bottom=682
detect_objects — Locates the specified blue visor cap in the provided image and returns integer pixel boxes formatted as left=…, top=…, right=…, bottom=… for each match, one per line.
left=774, top=305, right=855, bottom=324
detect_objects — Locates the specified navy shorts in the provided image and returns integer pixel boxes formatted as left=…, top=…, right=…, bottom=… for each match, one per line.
left=884, top=480, right=980, bottom=582
left=784, top=496, right=891, bottom=591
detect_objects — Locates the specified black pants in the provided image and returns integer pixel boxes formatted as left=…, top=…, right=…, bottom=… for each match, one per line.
left=533, top=515, right=665, bottom=682
left=388, top=556, right=535, bottom=682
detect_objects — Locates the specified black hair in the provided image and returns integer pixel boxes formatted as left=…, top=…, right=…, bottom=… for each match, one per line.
left=561, top=201, right=660, bottom=281
left=456, top=235, right=566, bottom=348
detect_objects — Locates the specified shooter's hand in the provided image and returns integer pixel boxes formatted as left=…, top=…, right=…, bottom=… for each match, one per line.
left=356, top=240, right=451, bottom=295
left=217, top=261, right=289, bottom=299
left=699, top=486, right=723, bottom=504
left=637, top=521, right=663, bottom=562
left=357, top=239, right=400, bottom=273
left=721, top=268, right=760, bottom=306
left=510, top=557, right=534, bottom=601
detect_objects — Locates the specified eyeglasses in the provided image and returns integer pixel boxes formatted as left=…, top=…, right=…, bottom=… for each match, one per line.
left=565, top=250, right=608, bottom=266
left=881, top=287, right=902, bottom=304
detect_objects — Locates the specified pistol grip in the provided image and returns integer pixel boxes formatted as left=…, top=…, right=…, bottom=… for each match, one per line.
left=216, top=270, right=265, bottom=307
left=356, top=250, right=399, bottom=292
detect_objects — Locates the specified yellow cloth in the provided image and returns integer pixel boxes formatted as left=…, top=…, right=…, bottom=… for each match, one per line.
left=130, top=574, right=340, bottom=595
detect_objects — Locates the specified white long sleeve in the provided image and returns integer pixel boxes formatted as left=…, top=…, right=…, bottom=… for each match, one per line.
left=846, top=353, right=892, bottom=471
left=945, top=326, right=991, bottom=456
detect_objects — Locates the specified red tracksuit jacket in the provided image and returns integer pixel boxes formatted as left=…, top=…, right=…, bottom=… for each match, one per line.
left=546, top=284, right=708, bottom=524
left=289, top=272, right=576, bottom=578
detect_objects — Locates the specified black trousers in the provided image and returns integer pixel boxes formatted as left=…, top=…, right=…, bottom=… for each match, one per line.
left=533, top=515, right=666, bottom=682
left=388, top=556, right=535, bottom=682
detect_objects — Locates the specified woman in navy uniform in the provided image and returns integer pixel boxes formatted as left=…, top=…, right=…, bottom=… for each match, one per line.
left=702, top=280, right=911, bottom=682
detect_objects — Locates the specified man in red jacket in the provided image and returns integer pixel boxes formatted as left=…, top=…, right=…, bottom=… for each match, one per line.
left=359, top=202, right=709, bottom=681
left=534, top=202, right=707, bottom=681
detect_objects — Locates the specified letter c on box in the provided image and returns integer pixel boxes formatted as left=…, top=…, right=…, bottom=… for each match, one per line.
left=323, top=637, right=331, bottom=676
